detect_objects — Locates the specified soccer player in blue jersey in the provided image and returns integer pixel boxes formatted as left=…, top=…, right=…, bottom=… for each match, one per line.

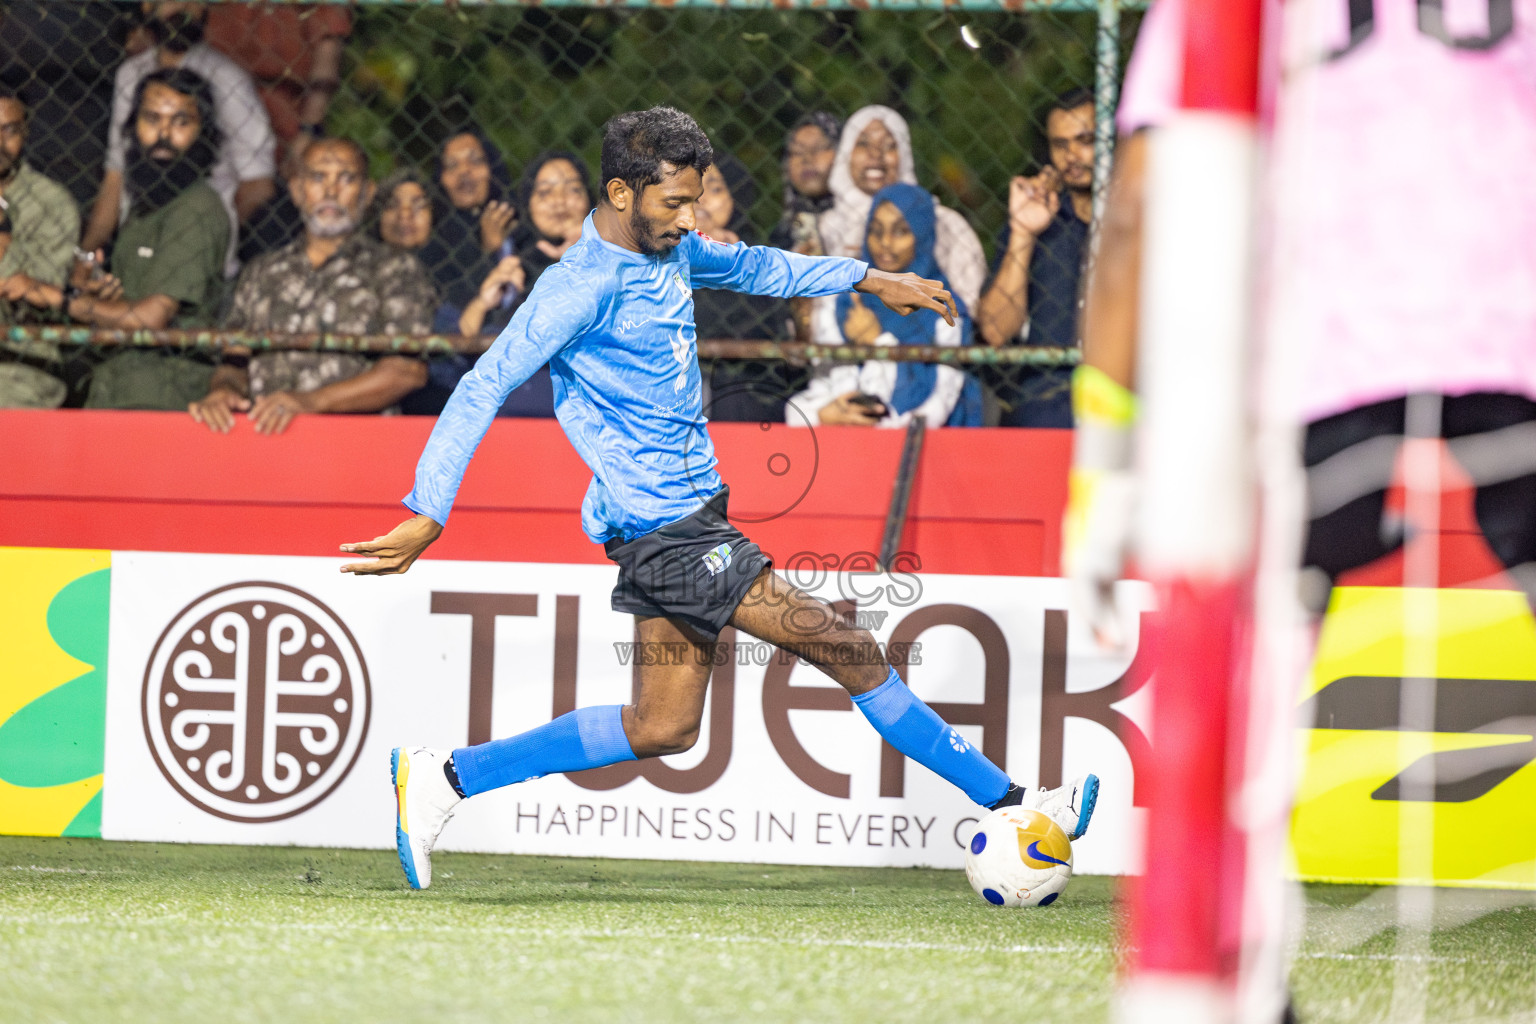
left=341, top=107, right=1097, bottom=889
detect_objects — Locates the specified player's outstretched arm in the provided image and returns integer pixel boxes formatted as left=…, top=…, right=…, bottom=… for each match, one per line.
left=854, top=268, right=957, bottom=326
left=339, top=513, right=444, bottom=575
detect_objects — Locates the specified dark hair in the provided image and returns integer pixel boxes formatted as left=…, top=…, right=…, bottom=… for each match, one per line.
left=709, top=151, right=757, bottom=242
left=434, top=126, right=511, bottom=207
left=372, top=167, right=437, bottom=240
left=516, top=149, right=594, bottom=227
left=786, top=110, right=841, bottom=156
left=599, top=106, right=713, bottom=203
left=1049, top=87, right=1095, bottom=118
left=125, top=67, right=222, bottom=155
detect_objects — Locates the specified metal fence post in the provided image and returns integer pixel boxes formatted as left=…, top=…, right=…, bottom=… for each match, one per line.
left=1093, top=0, right=1122, bottom=223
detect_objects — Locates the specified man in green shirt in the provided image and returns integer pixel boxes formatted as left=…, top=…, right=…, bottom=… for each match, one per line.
left=25, top=68, right=230, bottom=409
left=0, top=89, right=81, bottom=407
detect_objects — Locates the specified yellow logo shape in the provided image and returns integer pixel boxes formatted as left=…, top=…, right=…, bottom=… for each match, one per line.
left=1010, top=808, right=1072, bottom=869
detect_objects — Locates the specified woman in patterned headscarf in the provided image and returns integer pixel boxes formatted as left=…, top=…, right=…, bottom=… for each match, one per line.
left=769, top=110, right=841, bottom=253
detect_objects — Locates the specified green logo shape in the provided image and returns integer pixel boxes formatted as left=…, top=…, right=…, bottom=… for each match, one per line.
left=0, top=568, right=111, bottom=788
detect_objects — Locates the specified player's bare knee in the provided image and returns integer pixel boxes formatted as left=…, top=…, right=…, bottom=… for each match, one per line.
left=628, top=718, right=700, bottom=758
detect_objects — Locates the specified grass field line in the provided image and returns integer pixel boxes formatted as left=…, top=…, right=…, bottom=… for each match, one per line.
left=7, top=911, right=1505, bottom=966
left=0, top=909, right=1105, bottom=957
left=1296, top=951, right=1476, bottom=964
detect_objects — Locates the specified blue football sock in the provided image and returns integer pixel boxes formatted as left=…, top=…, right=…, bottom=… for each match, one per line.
left=451, top=704, right=636, bottom=797
left=851, top=667, right=1011, bottom=806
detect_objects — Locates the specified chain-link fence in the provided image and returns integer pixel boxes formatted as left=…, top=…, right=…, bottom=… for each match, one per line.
left=0, top=0, right=1142, bottom=424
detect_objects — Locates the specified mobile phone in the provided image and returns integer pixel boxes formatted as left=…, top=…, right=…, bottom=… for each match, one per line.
left=847, top=393, right=888, bottom=415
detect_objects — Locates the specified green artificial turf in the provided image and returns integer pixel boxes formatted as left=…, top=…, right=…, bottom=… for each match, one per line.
left=0, top=836, right=1531, bottom=1023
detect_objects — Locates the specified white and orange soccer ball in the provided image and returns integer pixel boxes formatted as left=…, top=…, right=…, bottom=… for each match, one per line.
left=964, top=807, right=1073, bottom=907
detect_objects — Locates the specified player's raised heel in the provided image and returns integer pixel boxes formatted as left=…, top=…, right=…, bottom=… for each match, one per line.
left=1020, top=774, right=1098, bottom=841
left=392, top=746, right=463, bottom=890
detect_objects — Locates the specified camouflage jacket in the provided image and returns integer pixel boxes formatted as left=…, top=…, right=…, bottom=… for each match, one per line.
left=223, top=230, right=437, bottom=399
left=224, top=230, right=436, bottom=336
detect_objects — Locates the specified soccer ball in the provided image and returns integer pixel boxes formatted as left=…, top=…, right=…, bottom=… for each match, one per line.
left=964, top=807, right=1073, bottom=907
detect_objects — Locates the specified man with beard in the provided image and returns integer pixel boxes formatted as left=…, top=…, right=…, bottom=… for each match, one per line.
left=61, top=68, right=228, bottom=333
left=339, top=107, right=1098, bottom=891
left=187, top=137, right=435, bottom=436
left=977, top=88, right=1097, bottom=427
left=82, top=2, right=273, bottom=278
left=0, top=89, right=81, bottom=408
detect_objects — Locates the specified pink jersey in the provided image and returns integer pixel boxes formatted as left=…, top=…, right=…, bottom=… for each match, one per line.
left=1119, top=0, right=1536, bottom=422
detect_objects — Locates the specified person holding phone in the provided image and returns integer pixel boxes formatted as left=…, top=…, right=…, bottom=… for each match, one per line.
left=787, top=182, right=982, bottom=428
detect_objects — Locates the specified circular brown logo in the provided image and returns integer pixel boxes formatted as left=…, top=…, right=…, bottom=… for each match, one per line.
left=142, top=582, right=370, bottom=823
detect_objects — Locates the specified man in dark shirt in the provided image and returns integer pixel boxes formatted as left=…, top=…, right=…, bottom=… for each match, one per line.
left=977, top=88, right=1096, bottom=427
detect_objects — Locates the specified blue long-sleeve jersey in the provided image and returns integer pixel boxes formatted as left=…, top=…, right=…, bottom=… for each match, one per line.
left=404, top=214, right=868, bottom=542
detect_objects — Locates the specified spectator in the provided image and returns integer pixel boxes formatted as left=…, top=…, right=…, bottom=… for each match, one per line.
left=402, top=152, right=589, bottom=419
left=0, top=89, right=81, bottom=408
left=817, top=105, right=985, bottom=311
left=769, top=111, right=840, bottom=253
left=770, top=111, right=840, bottom=341
left=976, top=88, right=1096, bottom=428
left=204, top=2, right=350, bottom=264
left=512, top=149, right=590, bottom=289
left=377, top=168, right=435, bottom=256
left=69, top=69, right=229, bottom=411
left=82, top=2, right=275, bottom=279
left=203, top=1, right=350, bottom=178
left=423, top=252, right=553, bottom=419
left=693, top=152, right=795, bottom=423
left=0, top=2, right=124, bottom=208
left=188, top=138, right=434, bottom=435
left=419, top=127, right=515, bottom=313
left=789, top=183, right=982, bottom=429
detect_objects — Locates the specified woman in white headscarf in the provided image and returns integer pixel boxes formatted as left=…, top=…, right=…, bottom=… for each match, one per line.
left=817, top=105, right=986, bottom=310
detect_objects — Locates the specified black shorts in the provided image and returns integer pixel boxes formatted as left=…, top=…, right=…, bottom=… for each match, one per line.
left=1303, top=392, right=1536, bottom=606
left=604, top=486, right=771, bottom=641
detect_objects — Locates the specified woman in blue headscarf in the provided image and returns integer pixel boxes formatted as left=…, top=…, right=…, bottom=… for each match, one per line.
left=788, top=183, right=983, bottom=428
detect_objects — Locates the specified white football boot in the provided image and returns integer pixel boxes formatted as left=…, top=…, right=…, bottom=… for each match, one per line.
left=1018, top=774, right=1099, bottom=840
left=391, top=746, right=463, bottom=889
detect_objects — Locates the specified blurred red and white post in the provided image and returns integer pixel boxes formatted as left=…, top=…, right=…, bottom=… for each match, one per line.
left=1115, top=2, right=1274, bottom=1023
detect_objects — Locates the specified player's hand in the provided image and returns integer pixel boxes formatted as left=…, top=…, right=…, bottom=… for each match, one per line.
left=855, top=268, right=956, bottom=326
left=479, top=200, right=516, bottom=253
left=1062, top=365, right=1139, bottom=652
left=1008, top=168, right=1061, bottom=242
left=188, top=387, right=251, bottom=434
left=1063, top=465, right=1136, bottom=651
left=818, top=391, right=883, bottom=426
left=841, top=293, right=883, bottom=346
left=340, top=514, right=443, bottom=575
left=248, top=390, right=311, bottom=436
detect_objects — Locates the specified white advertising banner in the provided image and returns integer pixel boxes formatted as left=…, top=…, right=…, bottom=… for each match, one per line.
left=103, top=552, right=1152, bottom=873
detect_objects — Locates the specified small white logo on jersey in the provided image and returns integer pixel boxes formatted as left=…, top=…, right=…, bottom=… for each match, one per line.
left=619, top=318, right=649, bottom=334
left=671, top=326, right=692, bottom=393
left=138, top=246, right=154, bottom=258
left=672, top=271, right=692, bottom=299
